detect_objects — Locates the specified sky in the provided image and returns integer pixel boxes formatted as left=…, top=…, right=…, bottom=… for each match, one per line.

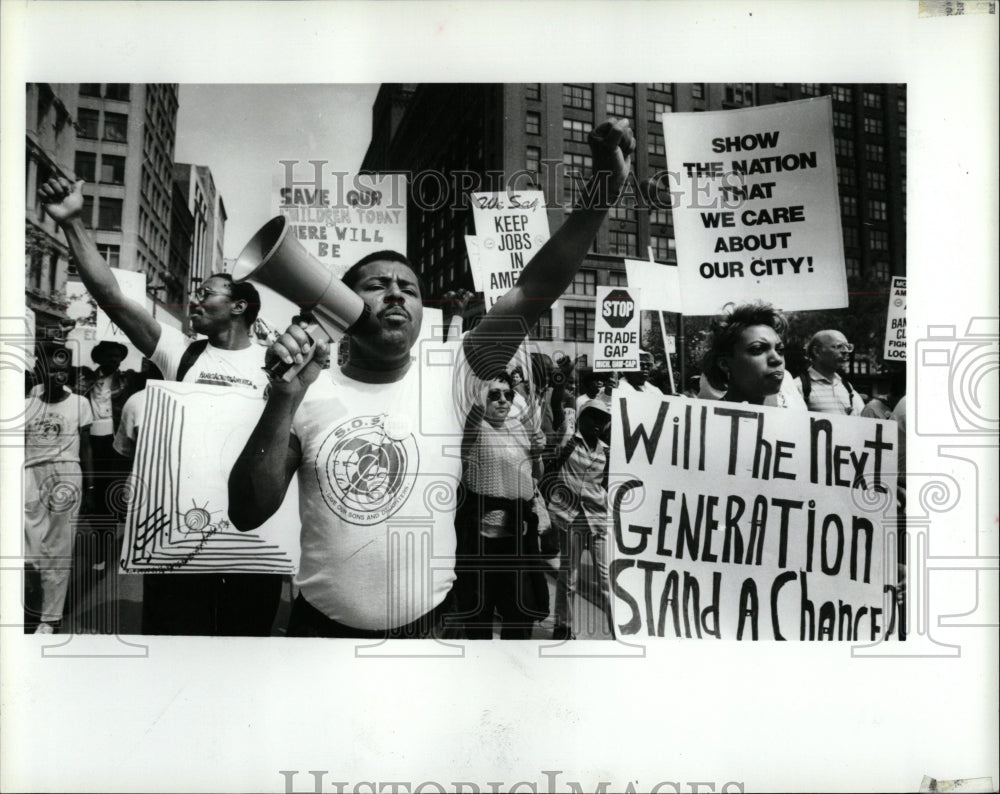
left=174, top=84, right=380, bottom=260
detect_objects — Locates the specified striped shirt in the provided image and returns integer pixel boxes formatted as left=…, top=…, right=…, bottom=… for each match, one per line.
left=796, top=367, right=865, bottom=415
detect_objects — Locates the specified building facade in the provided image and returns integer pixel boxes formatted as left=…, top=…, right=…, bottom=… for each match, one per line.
left=173, top=162, right=227, bottom=291
left=361, top=82, right=906, bottom=386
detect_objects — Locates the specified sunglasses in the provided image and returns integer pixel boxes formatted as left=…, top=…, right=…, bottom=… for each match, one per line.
left=192, top=287, right=231, bottom=302
left=487, top=389, right=515, bottom=402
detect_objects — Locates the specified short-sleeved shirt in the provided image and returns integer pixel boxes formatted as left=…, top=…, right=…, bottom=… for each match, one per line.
left=151, top=326, right=269, bottom=395
left=113, top=390, right=146, bottom=458
left=25, top=389, right=94, bottom=467
left=546, top=432, right=610, bottom=532
left=796, top=366, right=865, bottom=415
left=290, top=342, right=473, bottom=631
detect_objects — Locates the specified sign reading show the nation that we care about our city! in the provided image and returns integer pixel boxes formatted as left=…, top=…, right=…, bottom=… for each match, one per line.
left=661, top=96, right=847, bottom=316
left=607, top=391, right=900, bottom=641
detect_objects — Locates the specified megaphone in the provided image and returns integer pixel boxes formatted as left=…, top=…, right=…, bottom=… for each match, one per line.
left=233, top=216, right=371, bottom=380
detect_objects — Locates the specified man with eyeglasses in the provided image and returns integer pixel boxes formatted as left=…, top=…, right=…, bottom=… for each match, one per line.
left=229, top=118, right=636, bottom=639
left=39, top=177, right=281, bottom=636
left=796, top=329, right=865, bottom=415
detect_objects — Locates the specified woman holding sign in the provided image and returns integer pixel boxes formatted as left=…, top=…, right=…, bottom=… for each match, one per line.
left=702, top=302, right=800, bottom=407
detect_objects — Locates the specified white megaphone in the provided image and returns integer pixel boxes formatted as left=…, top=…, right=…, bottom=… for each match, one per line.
left=233, top=216, right=371, bottom=380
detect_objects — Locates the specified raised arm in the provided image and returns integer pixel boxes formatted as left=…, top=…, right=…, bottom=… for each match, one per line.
left=39, top=178, right=162, bottom=357
left=228, top=324, right=327, bottom=530
left=464, top=119, right=634, bottom=377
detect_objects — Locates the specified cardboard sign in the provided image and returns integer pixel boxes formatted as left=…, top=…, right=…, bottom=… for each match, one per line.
left=608, top=392, right=899, bottom=640
left=273, top=171, right=408, bottom=278
left=594, top=286, right=641, bottom=372
left=470, top=190, right=550, bottom=309
left=623, top=258, right=683, bottom=313
left=662, top=97, right=847, bottom=315
left=884, top=276, right=906, bottom=361
left=121, top=382, right=300, bottom=573
left=65, top=268, right=147, bottom=370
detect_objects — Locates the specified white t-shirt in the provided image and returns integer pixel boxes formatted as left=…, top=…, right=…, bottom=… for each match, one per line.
left=24, top=389, right=94, bottom=466
left=290, top=342, right=472, bottom=630
left=151, top=326, right=269, bottom=395
left=113, top=390, right=146, bottom=458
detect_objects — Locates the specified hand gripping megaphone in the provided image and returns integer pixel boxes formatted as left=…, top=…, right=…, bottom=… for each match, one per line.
left=232, top=216, right=371, bottom=380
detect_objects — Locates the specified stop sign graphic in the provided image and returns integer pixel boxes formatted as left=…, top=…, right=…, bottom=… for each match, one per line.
left=602, top=289, right=635, bottom=329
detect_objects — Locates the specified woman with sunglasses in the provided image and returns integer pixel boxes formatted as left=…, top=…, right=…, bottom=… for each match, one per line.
left=455, top=372, right=548, bottom=639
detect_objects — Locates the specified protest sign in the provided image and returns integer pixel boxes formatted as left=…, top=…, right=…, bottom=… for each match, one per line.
left=465, top=235, right=484, bottom=293
left=608, top=392, right=899, bottom=640
left=662, top=97, right=847, bottom=315
left=273, top=171, right=408, bottom=279
left=594, top=286, right=641, bottom=372
left=64, top=268, right=146, bottom=370
left=121, top=382, right=300, bottom=573
left=470, top=190, right=550, bottom=309
left=623, top=258, right=683, bottom=313
left=884, top=276, right=906, bottom=361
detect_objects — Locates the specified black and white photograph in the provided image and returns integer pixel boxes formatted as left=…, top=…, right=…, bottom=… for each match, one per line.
left=1, top=2, right=997, bottom=792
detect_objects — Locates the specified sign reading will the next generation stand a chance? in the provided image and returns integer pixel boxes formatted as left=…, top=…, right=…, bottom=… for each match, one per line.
left=662, top=97, right=848, bottom=315
left=594, top=286, right=642, bottom=372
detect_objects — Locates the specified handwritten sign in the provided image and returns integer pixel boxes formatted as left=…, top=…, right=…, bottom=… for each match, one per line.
left=662, top=97, right=847, bottom=315
left=273, top=171, right=408, bottom=278
left=65, top=268, right=146, bottom=370
left=883, top=276, right=906, bottom=361
left=594, top=286, right=641, bottom=372
left=121, top=382, right=300, bottom=573
left=608, top=392, right=899, bottom=640
left=470, top=190, right=550, bottom=309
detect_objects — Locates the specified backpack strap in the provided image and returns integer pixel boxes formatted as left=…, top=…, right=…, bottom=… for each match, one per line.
left=176, top=338, right=210, bottom=382
left=800, top=370, right=812, bottom=408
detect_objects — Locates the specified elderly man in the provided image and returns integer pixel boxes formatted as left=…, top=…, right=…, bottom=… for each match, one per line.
left=39, top=178, right=278, bottom=636
left=796, top=329, right=865, bottom=415
left=229, top=119, right=635, bottom=638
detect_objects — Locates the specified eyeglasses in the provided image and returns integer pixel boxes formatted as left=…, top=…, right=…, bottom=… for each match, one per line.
left=831, top=343, right=854, bottom=353
left=487, top=389, right=515, bottom=402
left=191, top=287, right=230, bottom=302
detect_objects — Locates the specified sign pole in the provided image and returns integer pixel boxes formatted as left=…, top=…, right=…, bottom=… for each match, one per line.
left=658, top=311, right=675, bottom=394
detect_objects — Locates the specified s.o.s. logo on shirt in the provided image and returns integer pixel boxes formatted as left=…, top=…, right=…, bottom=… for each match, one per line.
left=315, top=414, right=419, bottom=526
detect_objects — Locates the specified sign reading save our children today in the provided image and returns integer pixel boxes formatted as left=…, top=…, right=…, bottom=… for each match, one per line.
left=661, top=97, right=847, bottom=316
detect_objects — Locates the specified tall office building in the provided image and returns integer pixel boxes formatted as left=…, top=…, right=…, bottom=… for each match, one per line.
left=173, top=163, right=228, bottom=290
left=361, top=83, right=906, bottom=382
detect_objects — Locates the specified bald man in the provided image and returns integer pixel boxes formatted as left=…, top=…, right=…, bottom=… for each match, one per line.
left=796, top=329, right=864, bottom=415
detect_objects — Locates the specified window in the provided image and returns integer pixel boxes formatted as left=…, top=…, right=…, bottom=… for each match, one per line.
left=608, top=230, right=636, bottom=256
left=872, top=260, right=890, bottom=281
left=525, top=111, right=540, bottom=135
left=564, top=307, right=595, bottom=342
left=525, top=83, right=540, bottom=101
left=608, top=270, right=628, bottom=287
left=608, top=205, right=635, bottom=223
left=868, top=229, right=889, bottom=251
left=843, top=225, right=859, bottom=248
left=837, top=166, right=856, bottom=188
left=865, top=143, right=885, bottom=162
left=79, top=84, right=102, bottom=97
left=648, top=132, right=665, bottom=156
left=563, top=84, right=592, bottom=110
left=563, top=117, right=592, bottom=143
left=834, top=111, right=853, bottom=129
left=606, top=92, right=634, bottom=118
left=530, top=309, right=555, bottom=340
left=724, top=83, right=754, bottom=105
left=832, top=85, right=853, bottom=103
left=81, top=195, right=95, bottom=228
left=650, top=235, right=673, bottom=262
left=841, top=195, right=857, bottom=217
left=103, top=112, right=128, bottom=142
left=897, top=98, right=906, bottom=115
left=800, top=83, right=821, bottom=96
left=863, top=91, right=882, bottom=109
left=104, top=83, right=130, bottom=101
left=648, top=101, right=672, bottom=124
left=562, top=152, right=593, bottom=206
left=835, top=138, right=854, bottom=159
left=568, top=269, right=597, bottom=296
left=845, top=256, right=860, bottom=278
left=526, top=146, right=541, bottom=180
left=863, top=117, right=884, bottom=135
left=96, top=243, right=120, bottom=268
left=898, top=123, right=906, bottom=139
left=867, top=199, right=887, bottom=221
left=97, top=197, right=123, bottom=230
left=647, top=83, right=672, bottom=94
left=100, top=154, right=126, bottom=184
left=76, top=108, right=99, bottom=139
left=866, top=171, right=886, bottom=191
left=691, top=83, right=705, bottom=99
left=74, top=151, right=96, bottom=182
left=649, top=207, right=672, bottom=227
